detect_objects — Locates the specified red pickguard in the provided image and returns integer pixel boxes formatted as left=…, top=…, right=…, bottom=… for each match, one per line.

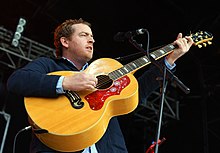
left=85, top=76, right=130, bottom=110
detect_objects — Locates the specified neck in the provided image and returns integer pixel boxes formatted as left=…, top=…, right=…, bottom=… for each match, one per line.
left=62, top=57, right=86, bottom=70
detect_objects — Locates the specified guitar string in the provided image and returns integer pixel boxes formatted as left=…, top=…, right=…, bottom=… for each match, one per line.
left=95, top=75, right=114, bottom=89
left=95, top=41, right=181, bottom=89
left=94, top=58, right=149, bottom=89
left=93, top=36, right=203, bottom=89
left=94, top=65, right=139, bottom=89
left=94, top=50, right=165, bottom=89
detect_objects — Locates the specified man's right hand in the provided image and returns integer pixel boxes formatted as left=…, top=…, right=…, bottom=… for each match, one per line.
left=62, top=72, right=98, bottom=91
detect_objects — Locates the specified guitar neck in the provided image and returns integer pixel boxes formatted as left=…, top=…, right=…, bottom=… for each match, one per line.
left=109, top=43, right=176, bottom=80
left=109, top=30, right=213, bottom=81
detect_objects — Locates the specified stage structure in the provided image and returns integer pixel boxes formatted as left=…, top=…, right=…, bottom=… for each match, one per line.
left=0, top=26, right=55, bottom=69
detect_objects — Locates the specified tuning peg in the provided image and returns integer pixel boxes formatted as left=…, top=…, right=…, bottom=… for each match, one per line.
left=207, top=41, right=212, bottom=45
left=198, top=44, right=202, bottom=48
left=203, top=43, right=207, bottom=47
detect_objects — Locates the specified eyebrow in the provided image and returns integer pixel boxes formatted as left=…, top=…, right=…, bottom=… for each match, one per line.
left=79, top=32, right=93, bottom=37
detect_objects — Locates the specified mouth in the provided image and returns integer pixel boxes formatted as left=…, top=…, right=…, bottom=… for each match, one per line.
left=86, top=46, right=93, bottom=51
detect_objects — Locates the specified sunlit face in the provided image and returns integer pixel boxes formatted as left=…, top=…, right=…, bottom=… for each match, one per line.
left=63, top=23, right=95, bottom=65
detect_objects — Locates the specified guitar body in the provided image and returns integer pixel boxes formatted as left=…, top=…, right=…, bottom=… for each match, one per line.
left=24, top=58, right=139, bottom=152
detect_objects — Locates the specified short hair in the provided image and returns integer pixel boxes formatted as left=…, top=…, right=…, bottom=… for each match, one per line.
left=53, top=18, right=91, bottom=58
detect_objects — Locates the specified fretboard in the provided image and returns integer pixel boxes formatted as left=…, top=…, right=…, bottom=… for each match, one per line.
left=109, top=43, right=176, bottom=80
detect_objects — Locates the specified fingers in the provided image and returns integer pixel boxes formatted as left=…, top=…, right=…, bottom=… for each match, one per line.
left=87, top=75, right=98, bottom=89
left=62, top=72, right=98, bottom=91
left=174, top=33, right=194, bottom=51
left=176, top=33, right=183, bottom=40
left=185, top=36, right=194, bottom=46
left=176, top=33, right=194, bottom=46
left=175, top=37, right=188, bottom=49
left=77, top=72, right=98, bottom=90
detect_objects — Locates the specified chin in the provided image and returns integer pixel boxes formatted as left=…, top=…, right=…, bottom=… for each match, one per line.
left=86, top=56, right=93, bottom=61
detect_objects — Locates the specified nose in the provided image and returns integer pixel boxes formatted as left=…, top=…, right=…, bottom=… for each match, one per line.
left=90, top=37, right=95, bottom=43
left=88, top=36, right=95, bottom=43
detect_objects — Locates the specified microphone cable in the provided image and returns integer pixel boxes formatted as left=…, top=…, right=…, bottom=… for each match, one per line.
left=13, top=126, right=32, bottom=153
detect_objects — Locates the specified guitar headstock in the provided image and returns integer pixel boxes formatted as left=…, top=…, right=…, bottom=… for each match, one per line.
left=191, top=31, right=213, bottom=48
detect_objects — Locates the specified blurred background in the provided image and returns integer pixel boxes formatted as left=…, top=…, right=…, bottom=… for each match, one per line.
left=0, top=0, right=220, bottom=153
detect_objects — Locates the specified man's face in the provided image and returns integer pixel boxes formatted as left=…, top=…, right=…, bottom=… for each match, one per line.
left=65, top=23, right=95, bottom=64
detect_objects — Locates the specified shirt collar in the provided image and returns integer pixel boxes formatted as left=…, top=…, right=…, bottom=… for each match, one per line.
left=62, top=57, right=88, bottom=71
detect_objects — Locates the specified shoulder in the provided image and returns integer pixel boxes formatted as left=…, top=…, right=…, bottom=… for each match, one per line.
left=34, top=56, right=55, bottom=62
left=22, top=56, right=58, bottom=71
left=29, top=56, right=58, bottom=66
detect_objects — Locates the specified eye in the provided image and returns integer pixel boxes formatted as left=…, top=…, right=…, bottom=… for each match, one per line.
left=80, top=33, right=87, bottom=36
left=80, top=32, right=93, bottom=38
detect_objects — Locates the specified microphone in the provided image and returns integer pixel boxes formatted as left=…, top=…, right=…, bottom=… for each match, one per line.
left=113, top=28, right=146, bottom=42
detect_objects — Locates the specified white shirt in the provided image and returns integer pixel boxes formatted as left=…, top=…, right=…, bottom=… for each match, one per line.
left=82, top=144, right=98, bottom=153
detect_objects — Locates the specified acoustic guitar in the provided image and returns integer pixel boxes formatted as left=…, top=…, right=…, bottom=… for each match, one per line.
left=24, top=31, right=213, bottom=152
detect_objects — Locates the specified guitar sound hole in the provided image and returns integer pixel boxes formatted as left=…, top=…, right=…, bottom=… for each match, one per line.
left=96, top=75, right=113, bottom=89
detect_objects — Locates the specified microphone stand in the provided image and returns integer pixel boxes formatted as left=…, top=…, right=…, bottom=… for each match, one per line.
left=126, top=32, right=190, bottom=153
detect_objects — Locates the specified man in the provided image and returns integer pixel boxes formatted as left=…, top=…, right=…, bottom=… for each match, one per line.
left=7, top=18, right=194, bottom=153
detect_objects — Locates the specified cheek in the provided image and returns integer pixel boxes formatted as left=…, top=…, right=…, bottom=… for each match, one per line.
left=74, top=40, right=84, bottom=48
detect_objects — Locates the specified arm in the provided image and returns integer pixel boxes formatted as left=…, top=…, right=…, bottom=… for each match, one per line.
left=7, top=57, right=60, bottom=97
left=138, top=33, right=194, bottom=104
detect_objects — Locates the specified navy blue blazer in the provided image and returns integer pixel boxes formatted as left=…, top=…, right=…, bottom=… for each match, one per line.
left=7, top=57, right=163, bottom=153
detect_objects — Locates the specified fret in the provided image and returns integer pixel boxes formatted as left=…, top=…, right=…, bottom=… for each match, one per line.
left=151, top=49, right=165, bottom=59
left=126, top=63, right=135, bottom=71
left=109, top=67, right=127, bottom=80
left=122, top=67, right=129, bottom=73
left=142, top=56, right=149, bottom=63
left=133, top=60, right=141, bottom=68
left=109, top=43, right=177, bottom=81
left=139, top=56, right=149, bottom=65
left=163, top=44, right=175, bottom=53
left=109, top=71, right=119, bottom=80
left=131, top=62, right=137, bottom=69
left=150, top=52, right=156, bottom=59
left=150, top=44, right=175, bottom=60
left=134, top=60, right=142, bottom=69
left=118, top=67, right=126, bottom=75
left=117, top=69, right=124, bottom=75
left=167, top=44, right=175, bottom=50
left=114, top=70, right=122, bottom=78
left=124, top=65, right=132, bottom=73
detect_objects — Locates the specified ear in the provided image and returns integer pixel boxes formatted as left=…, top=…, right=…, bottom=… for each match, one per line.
left=60, top=37, right=69, bottom=48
